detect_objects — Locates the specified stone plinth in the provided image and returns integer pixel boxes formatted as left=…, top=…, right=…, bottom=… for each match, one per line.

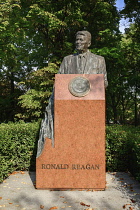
left=36, top=74, right=106, bottom=189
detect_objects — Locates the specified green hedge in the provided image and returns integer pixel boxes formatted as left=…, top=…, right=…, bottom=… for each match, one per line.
left=0, top=121, right=40, bottom=182
left=0, top=122, right=140, bottom=183
left=106, top=125, right=140, bottom=181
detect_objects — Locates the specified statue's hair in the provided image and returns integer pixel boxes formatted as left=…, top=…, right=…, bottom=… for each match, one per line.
left=76, top=31, right=91, bottom=42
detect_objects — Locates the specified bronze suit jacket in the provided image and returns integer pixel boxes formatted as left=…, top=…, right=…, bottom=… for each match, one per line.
left=58, top=51, right=108, bottom=88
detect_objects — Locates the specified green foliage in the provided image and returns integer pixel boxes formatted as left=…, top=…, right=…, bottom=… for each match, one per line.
left=106, top=125, right=132, bottom=171
left=120, top=24, right=140, bottom=125
left=0, top=121, right=40, bottom=182
left=0, top=0, right=121, bottom=122
left=106, top=125, right=140, bottom=181
left=92, top=24, right=140, bottom=125
left=0, top=78, right=23, bottom=122
left=0, top=0, right=139, bottom=125
left=129, top=138, right=140, bottom=181
left=92, top=46, right=129, bottom=124
left=122, top=0, right=140, bottom=25
left=16, top=63, right=58, bottom=120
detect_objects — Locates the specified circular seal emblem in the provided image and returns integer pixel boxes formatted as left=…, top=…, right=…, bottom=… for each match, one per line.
left=68, top=76, right=90, bottom=97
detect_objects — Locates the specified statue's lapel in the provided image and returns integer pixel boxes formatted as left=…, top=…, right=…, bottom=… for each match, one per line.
left=85, top=52, right=98, bottom=73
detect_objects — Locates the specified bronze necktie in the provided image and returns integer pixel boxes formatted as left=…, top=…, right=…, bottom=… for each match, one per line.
left=79, top=54, right=85, bottom=73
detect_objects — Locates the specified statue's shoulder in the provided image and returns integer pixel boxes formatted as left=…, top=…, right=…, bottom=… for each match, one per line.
left=89, top=52, right=104, bottom=60
left=62, top=53, right=76, bottom=62
left=64, top=53, right=76, bottom=59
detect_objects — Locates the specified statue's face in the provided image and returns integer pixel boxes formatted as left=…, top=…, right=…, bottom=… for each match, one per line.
left=75, top=35, right=90, bottom=53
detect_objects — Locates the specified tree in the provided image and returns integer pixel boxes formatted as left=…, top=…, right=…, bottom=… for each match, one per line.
left=0, top=0, right=121, bottom=122
left=0, top=0, right=26, bottom=121
left=121, top=24, right=140, bottom=125
left=16, top=63, right=58, bottom=120
left=122, top=0, right=140, bottom=23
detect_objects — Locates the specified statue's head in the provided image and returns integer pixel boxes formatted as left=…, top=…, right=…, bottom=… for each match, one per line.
left=75, top=31, right=91, bottom=53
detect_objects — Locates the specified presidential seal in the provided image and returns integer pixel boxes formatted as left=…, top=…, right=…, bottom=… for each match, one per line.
left=68, top=76, right=90, bottom=97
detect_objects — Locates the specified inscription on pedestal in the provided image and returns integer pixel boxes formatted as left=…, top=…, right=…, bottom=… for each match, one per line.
left=41, top=164, right=100, bottom=170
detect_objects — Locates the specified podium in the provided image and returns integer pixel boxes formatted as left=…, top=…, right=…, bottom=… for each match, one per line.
left=36, top=74, right=106, bottom=189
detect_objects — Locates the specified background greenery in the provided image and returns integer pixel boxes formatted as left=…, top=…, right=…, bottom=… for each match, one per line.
left=0, top=122, right=140, bottom=183
left=0, top=0, right=140, bottom=182
left=0, top=121, right=40, bottom=182
left=106, top=125, right=140, bottom=181
left=0, top=0, right=140, bottom=124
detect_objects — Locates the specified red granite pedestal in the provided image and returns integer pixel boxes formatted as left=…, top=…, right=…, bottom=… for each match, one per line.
left=36, top=74, right=106, bottom=189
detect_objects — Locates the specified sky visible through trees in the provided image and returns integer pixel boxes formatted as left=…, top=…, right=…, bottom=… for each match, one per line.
left=116, top=0, right=130, bottom=33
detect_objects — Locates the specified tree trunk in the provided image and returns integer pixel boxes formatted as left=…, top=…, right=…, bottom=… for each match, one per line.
left=134, top=85, right=138, bottom=126
left=9, top=71, right=15, bottom=121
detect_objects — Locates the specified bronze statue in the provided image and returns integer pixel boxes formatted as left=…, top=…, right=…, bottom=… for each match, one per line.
left=59, top=31, right=108, bottom=87
left=37, top=31, right=108, bottom=157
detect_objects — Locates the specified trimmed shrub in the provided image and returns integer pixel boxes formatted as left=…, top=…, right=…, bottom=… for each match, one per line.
left=0, top=121, right=40, bottom=182
left=106, top=125, right=140, bottom=181
left=129, top=135, right=140, bottom=181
